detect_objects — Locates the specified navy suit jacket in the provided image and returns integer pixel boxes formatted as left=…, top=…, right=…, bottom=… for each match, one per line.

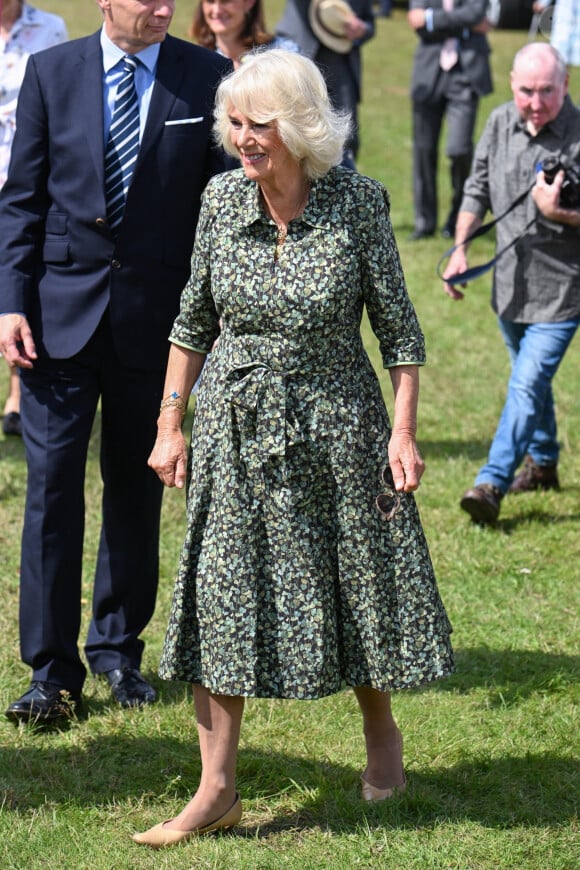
left=0, top=32, right=230, bottom=371
left=410, top=0, right=493, bottom=103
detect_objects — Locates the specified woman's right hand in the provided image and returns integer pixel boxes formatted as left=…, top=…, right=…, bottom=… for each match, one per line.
left=0, top=313, right=37, bottom=368
left=148, top=420, right=188, bottom=489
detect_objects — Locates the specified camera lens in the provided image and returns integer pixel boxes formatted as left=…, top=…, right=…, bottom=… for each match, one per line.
left=542, top=156, right=559, bottom=185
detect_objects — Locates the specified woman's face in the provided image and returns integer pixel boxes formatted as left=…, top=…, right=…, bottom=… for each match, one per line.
left=201, top=0, right=255, bottom=40
left=228, top=106, right=296, bottom=186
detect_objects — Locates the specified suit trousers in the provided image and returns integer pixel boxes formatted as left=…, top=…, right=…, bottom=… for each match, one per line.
left=316, top=46, right=360, bottom=158
left=19, top=310, right=166, bottom=694
left=412, top=67, right=479, bottom=234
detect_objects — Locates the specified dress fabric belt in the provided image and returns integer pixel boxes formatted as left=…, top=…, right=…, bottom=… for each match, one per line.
left=219, top=331, right=364, bottom=465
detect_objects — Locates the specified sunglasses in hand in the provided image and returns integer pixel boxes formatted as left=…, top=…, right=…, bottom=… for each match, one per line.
left=375, top=464, right=402, bottom=521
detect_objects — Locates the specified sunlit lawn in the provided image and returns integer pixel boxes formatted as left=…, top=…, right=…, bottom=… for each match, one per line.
left=0, top=3, right=578, bottom=868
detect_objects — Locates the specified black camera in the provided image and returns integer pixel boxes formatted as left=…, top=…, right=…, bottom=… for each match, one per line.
left=541, top=155, right=580, bottom=208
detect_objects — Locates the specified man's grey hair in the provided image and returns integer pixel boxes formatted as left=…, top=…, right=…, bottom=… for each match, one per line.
left=512, top=43, right=568, bottom=81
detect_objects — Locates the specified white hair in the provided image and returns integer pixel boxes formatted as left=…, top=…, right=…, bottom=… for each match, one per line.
left=213, top=49, right=351, bottom=179
left=512, top=43, right=568, bottom=81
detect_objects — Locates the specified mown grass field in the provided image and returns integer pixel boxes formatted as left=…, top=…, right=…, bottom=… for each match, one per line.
left=0, top=2, right=578, bottom=868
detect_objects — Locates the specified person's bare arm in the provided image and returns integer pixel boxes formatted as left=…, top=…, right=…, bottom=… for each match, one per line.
left=388, top=365, right=425, bottom=492
left=148, top=344, right=206, bottom=489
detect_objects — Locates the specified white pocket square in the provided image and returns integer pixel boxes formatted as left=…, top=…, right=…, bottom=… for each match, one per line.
left=165, top=117, right=204, bottom=126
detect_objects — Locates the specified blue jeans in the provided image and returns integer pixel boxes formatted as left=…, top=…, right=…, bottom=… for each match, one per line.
left=475, top=317, right=579, bottom=493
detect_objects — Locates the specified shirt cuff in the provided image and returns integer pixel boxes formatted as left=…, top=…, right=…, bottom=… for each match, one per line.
left=170, top=337, right=211, bottom=354
left=384, top=359, right=425, bottom=369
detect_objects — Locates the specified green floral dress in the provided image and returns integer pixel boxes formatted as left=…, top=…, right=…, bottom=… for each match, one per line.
left=159, top=166, right=454, bottom=698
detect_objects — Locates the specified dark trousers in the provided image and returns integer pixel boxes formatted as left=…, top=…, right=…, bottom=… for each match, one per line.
left=316, top=47, right=360, bottom=161
left=412, top=68, right=479, bottom=234
left=19, top=312, right=165, bottom=694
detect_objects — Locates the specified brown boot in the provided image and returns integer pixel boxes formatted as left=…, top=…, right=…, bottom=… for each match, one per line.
left=460, top=484, right=503, bottom=524
left=508, top=455, right=560, bottom=494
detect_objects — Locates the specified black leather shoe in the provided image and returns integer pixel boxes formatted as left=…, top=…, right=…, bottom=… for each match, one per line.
left=460, top=483, right=503, bottom=524
left=408, top=229, right=435, bottom=241
left=104, top=668, right=157, bottom=708
left=5, top=681, right=79, bottom=724
left=2, top=411, right=22, bottom=436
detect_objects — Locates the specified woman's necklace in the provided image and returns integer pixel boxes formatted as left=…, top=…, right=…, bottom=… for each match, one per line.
left=269, top=183, right=310, bottom=262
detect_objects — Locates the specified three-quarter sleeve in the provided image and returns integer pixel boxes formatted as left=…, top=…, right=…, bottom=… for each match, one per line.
left=357, top=181, right=426, bottom=368
left=169, top=188, right=221, bottom=353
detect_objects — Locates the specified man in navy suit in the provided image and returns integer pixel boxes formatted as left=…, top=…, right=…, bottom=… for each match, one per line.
left=0, top=0, right=230, bottom=724
left=407, top=0, right=493, bottom=240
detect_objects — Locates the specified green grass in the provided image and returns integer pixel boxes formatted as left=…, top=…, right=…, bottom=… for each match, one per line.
left=1, top=4, right=579, bottom=869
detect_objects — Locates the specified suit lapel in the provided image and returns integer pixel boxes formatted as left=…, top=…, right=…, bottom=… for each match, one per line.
left=80, top=33, right=107, bottom=192
left=136, top=36, right=184, bottom=168
left=80, top=34, right=184, bottom=201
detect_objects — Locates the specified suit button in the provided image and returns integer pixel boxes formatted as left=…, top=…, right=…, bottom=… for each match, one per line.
left=111, top=259, right=121, bottom=270
left=95, top=217, right=106, bottom=227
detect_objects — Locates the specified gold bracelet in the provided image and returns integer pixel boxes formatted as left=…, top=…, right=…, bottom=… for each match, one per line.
left=159, top=394, right=186, bottom=416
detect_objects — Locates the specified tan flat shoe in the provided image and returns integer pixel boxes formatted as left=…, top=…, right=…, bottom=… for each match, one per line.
left=132, top=793, right=242, bottom=849
left=361, top=773, right=407, bottom=802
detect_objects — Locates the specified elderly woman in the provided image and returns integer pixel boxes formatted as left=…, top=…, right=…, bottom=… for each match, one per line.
left=134, top=50, right=454, bottom=849
left=0, top=1, right=67, bottom=436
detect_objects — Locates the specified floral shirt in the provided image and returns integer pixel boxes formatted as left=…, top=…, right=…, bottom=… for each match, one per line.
left=171, top=166, right=425, bottom=368
left=0, top=4, right=68, bottom=187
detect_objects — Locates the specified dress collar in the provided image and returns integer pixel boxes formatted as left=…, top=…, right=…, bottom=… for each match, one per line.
left=236, top=168, right=338, bottom=231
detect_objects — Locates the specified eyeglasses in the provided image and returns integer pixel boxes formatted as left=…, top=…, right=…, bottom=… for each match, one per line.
left=375, top=465, right=401, bottom=521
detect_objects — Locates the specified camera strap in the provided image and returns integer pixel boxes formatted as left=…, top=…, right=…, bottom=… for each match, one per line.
left=436, top=180, right=537, bottom=286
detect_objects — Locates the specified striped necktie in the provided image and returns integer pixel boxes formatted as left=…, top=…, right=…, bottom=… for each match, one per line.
left=104, top=55, right=140, bottom=234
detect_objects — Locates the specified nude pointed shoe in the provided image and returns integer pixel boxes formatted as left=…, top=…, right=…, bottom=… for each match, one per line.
left=132, top=793, right=242, bottom=849
left=361, top=774, right=407, bottom=802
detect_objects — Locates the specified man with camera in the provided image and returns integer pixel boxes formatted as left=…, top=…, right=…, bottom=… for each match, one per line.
left=443, top=43, right=580, bottom=524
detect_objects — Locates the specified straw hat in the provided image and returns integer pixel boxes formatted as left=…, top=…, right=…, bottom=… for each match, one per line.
left=309, top=0, right=354, bottom=54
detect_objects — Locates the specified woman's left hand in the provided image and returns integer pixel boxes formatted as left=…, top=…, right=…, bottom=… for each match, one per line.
left=148, top=424, right=188, bottom=489
left=387, top=429, right=425, bottom=493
